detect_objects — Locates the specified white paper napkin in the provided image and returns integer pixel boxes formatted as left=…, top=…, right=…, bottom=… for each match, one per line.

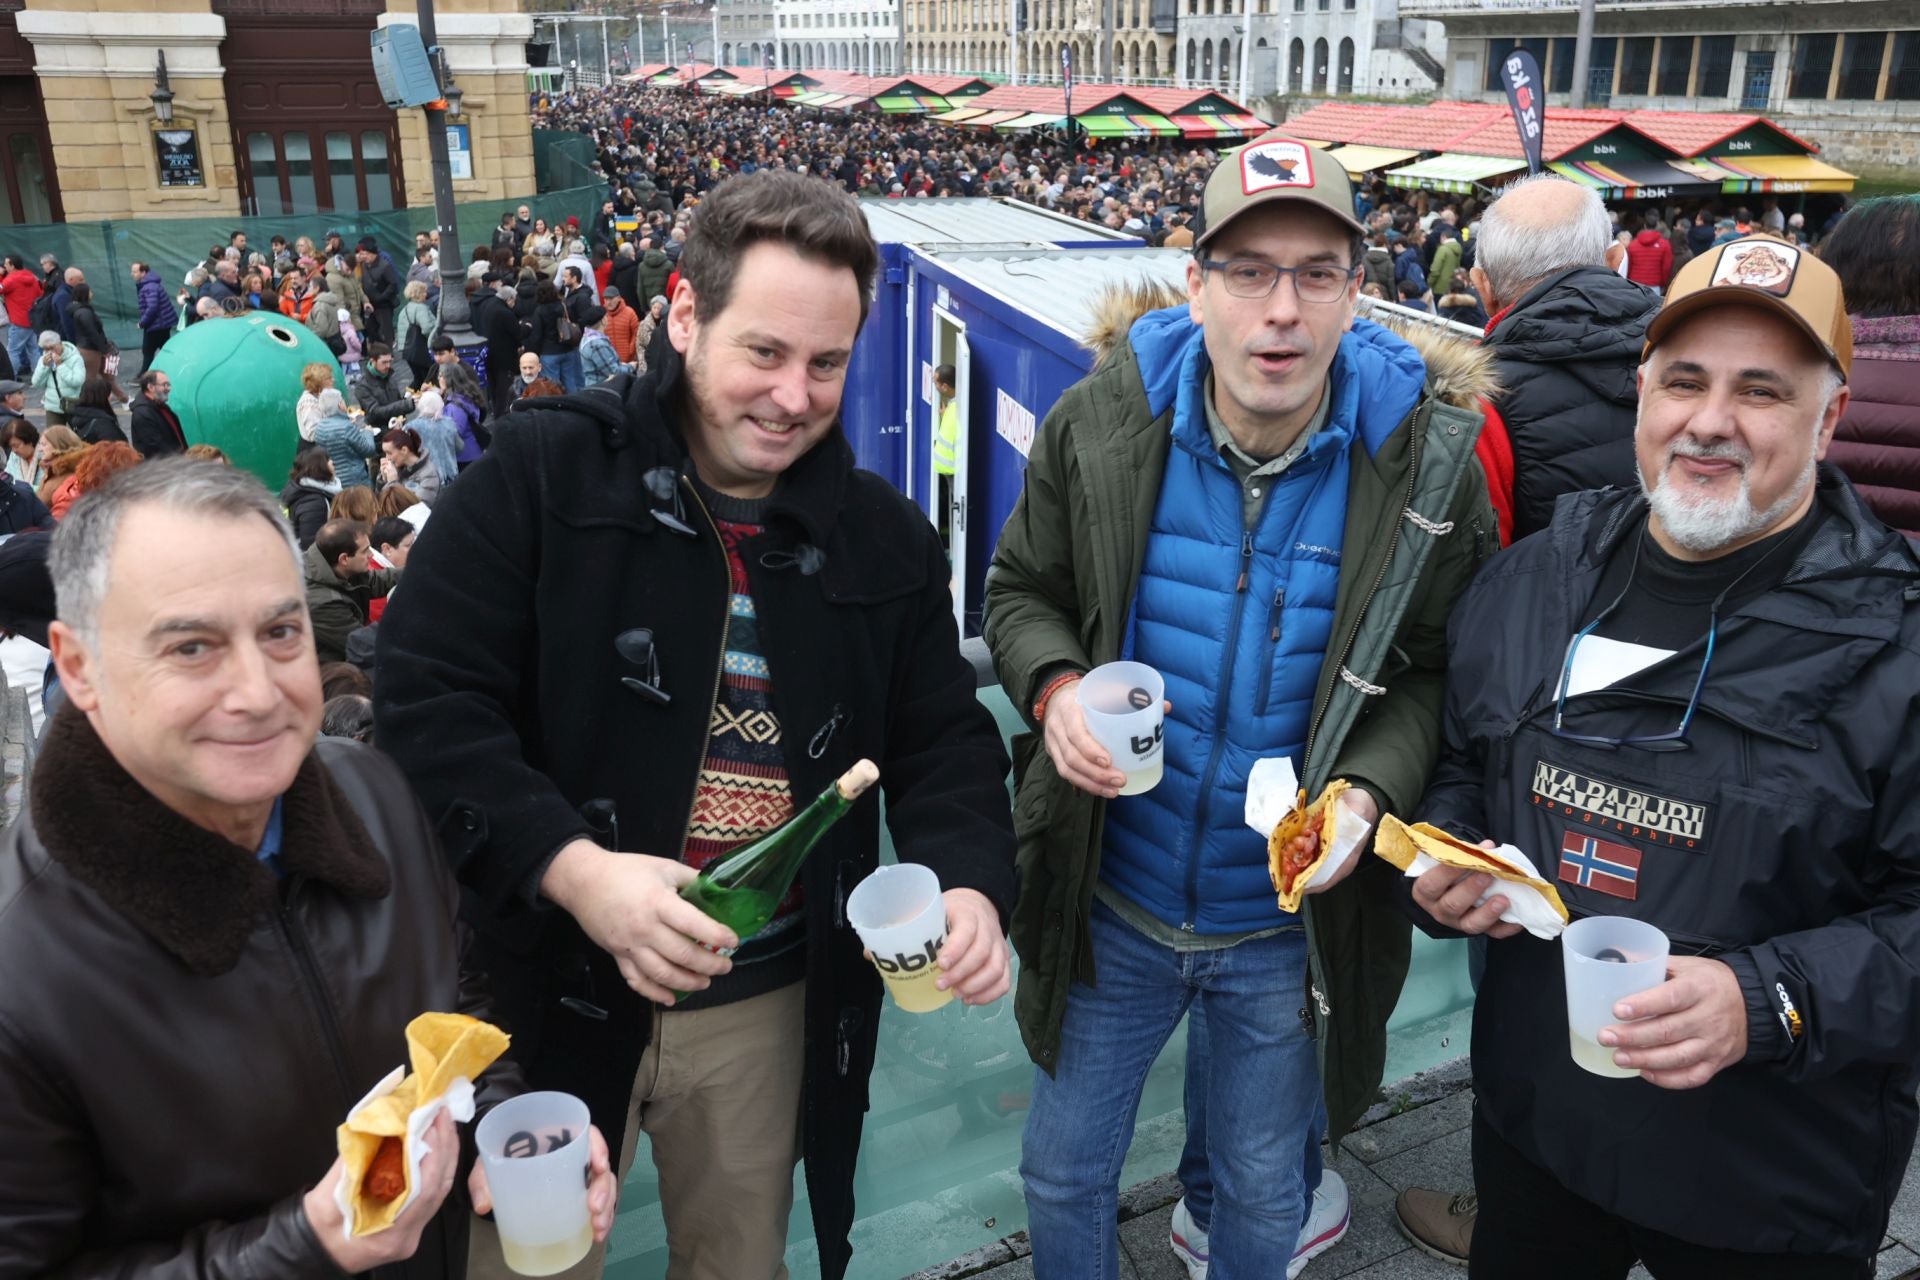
left=1396, top=842, right=1567, bottom=940
left=1244, top=758, right=1373, bottom=898
left=334, top=1069, right=479, bottom=1239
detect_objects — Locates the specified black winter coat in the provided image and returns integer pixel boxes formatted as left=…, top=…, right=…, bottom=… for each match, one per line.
left=527, top=300, right=574, bottom=357
left=280, top=478, right=332, bottom=548
left=129, top=398, right=187, bottom=457
left=1484, top=266, right=1660, bottom=539
left=1415, top=472, right=1920, bottom=1258
left=361, top=256, right=401, bottom=311
left=372, top=355, right=1017, bottom=1280
left=67, top=303, right=111, bottom=357
left=67, top=404, right=125, bottom=446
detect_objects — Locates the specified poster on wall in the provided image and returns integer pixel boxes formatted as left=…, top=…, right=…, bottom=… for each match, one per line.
left=155, top=129, right=204, bottom=188
left=447, top=124, right=473, bottom=180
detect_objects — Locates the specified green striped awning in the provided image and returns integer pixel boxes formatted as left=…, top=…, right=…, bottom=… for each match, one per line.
left=1384, top=152, right=1525, bottom=194
left=876, top=93, right=952, bottom=112
left=1078, top=115, right=1145, bottom=137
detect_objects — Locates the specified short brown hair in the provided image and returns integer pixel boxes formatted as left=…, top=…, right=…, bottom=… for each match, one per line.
left=679, top=170, right=878, bottom=326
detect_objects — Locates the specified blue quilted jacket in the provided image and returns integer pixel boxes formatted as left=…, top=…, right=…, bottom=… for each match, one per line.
left=1101, top=307, right=1428, bottom=934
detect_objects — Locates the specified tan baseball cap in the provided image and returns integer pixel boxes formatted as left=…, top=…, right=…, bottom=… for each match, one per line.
left=1643, top=235, right=1852, bottom=381
left=1195, top=132, right=1366, bottom=251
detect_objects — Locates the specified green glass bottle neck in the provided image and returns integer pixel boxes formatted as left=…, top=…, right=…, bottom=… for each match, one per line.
left=703, top=781, right=853, bottom=889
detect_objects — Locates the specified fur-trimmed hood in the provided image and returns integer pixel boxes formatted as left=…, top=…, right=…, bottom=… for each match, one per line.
left=1080, top=281, right=1500, bottom=412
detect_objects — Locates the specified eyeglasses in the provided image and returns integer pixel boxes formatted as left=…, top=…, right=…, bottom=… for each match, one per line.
left=1198, top=258, right=1359, bottom=304
left=1550, top=520, right=1787, bottom=752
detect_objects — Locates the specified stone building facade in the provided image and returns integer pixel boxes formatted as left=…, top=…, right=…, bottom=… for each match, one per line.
left=1, top=0, right=535, bottom=225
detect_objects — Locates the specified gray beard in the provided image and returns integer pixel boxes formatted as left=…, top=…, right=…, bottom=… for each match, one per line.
left=1642, top=450, right=1816, bottom=554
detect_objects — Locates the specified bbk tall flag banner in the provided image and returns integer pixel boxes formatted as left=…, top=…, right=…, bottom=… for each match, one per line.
left=1499, top=48, right=1546, bottom=175
left=1062, top=45, right=1074, bottom=127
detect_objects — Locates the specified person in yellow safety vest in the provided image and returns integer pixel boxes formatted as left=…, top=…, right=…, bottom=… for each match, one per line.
left=933, top=363, right=958, bottom=552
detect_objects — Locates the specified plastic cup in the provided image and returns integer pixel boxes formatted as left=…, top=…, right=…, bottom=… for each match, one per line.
left=1561, top=916, right=1670, bottom=1079
left=1078, top=661, right=1165, bottom=796
left=475, top=1092, right=593, bottom=1275
left=847, top=863, right=954, bottom=1014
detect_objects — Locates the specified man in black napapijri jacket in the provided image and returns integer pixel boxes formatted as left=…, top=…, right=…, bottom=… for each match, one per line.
left=1407, top=239, right=1920, bottom=1277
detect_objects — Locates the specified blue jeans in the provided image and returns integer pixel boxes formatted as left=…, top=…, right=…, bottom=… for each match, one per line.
left=5, top=325, right=31, bottom=379
left=1022, top=897, right=1324, bottom=1280
left=547, top=348, right=584, bottom=393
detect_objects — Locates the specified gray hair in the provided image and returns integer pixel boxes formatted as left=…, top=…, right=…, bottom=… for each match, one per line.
left=1474, top=173, right=1613, bottom=306
left=317, top=387, right=347, bottom=415
left=51, top=459, right=299, bottom=649
left=37, top=330, right=60, bottom=349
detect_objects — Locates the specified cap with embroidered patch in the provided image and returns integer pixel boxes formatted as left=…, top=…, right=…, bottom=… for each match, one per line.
left=1643, top=235, right=1852, bottom=381
left=1195, top=132, right=1364, bottom=251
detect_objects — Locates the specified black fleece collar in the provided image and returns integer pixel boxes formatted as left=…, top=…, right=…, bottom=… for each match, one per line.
left=29, top=707, right=390, bottom=977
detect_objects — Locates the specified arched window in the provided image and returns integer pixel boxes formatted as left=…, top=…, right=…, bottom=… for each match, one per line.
left=1288, top=36, right=1304, bottom=91
left=1337, top=36, right=1354, bottom=92
left=1220, top=38, right=1232, bottom=85
left=1186, top=38, right=1197, bottom=80
left=1312, top=35, right=1328, bottom=91
left=1147, top=41, right=1159, bottom=78
left=1202, top=39, right=1213, bottom=80
left=1129, top=39, right=1142, bottom=77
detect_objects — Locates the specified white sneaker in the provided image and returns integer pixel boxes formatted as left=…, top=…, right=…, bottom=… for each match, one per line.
left=1169, top=1196, right=1209, bottom=1279
left=1288, top=1169, right=1351, bottom=1279
left=1168, top=1170, right=1350, bottom=1280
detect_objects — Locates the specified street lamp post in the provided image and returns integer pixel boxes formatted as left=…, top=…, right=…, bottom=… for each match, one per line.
left=417, top=0, right=475, bottom=348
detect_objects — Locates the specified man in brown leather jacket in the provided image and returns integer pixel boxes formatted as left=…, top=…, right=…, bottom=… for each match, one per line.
left=0, top=460, right=614, bottom=1277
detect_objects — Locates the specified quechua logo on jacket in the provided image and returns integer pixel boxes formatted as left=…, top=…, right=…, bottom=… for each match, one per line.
left=1531, top=761, right=1709, bottom=847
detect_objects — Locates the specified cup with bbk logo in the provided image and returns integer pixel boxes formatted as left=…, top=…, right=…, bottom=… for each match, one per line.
left=1078, top=661, right=1166, bottom=795
left=847, top=863, right=954, bottom=1014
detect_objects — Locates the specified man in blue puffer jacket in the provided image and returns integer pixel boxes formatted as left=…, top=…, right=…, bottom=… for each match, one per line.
left=988, top=133, right=1498, bottom=1280
left=131, top=261, right=178, bottom=375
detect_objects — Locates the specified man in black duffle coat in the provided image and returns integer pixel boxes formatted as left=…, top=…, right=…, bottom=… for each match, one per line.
left=375, top=170, right=1016, bottom=1280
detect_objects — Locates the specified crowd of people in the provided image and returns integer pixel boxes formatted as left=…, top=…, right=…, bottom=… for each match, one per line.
left=0, top=73, right=1913, bottom=1280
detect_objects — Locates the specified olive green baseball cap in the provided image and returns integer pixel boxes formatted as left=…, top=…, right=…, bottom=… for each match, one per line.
left=1195, top=132, right=1366, bottom=251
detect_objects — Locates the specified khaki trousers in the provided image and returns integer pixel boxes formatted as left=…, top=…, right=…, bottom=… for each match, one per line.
left=468, top=980, right=807, bottom=1280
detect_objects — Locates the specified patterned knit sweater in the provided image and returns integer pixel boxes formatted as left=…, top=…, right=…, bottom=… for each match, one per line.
left=670, top=483, right=808, bottom=1010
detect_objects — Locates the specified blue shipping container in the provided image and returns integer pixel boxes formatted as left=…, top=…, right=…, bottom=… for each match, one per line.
left=842, top=198, right=1142, bottom=494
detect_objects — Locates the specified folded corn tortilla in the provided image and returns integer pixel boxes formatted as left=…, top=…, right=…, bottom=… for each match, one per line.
left=1267, top=779, right=1352, bottom=913
left=336, top=1011, right=511, bottom=1236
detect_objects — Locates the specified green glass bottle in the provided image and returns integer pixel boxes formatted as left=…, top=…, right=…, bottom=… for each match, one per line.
left=677, top=759, right=880, bottom=973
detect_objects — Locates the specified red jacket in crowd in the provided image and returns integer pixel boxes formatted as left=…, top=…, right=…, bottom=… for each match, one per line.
left=1625, top=229, right=1674, bottom=288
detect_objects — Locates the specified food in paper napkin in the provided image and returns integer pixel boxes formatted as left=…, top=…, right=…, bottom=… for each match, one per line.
left=335, top=1012, right=511, bottom=1237
left=1374, top=815, right=1570, bottom=940
left=1245, top=759, right=1372, bottom=913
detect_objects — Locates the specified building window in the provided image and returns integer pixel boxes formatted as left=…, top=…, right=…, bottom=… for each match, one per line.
left=1893, top=31, right=1920, bottom=100
left=1789, top=32, right=1836, bottom=99
left=360, top=131, right=393, bottom=212
left=1696, top=34, right=1735, bottom=98
left=1655, top=35, right=1692, bottom=96
left=1484, top=37, right=1515, bottom=92
left=1546, top=36, right=1572, bottom=93
left=1620, top=35, right=1654, bottom=95
left=1316, top=0, right=1328, bottom=11
left=1838, top=32, right=1886, bottom=100
left=1289, top=36, right=1303, bottom=90
left=247, top=132, right=283, bottom=216
left=1313, top=35, right=1327, bottom=90
left=1293, top=0, right=1304, bottom=12
left=1337, top=35, right=1353, bottom=90
left=7, top=134, right=52, bottom=225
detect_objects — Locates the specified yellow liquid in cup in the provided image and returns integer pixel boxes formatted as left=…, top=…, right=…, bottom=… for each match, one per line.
left=1568, top=1029, right=1639, bottom=1079
left=499, top=1222, right=593, bottom=1276
left=878, top=962, right=957, bottom=1013
left=1117, top=759, right=1164, bottom=796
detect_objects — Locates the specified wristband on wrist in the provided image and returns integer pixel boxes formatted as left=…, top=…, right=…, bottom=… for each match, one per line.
left=1033, top=671, right=1083, bottom=725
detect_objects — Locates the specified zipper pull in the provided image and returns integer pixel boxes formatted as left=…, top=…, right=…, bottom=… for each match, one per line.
left=1235, top=532, right=1253, bottom=593
left=1269, top=588, right=1286, bottom=642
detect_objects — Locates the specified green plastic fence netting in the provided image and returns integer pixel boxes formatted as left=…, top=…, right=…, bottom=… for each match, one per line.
left=4, top=183, right=605, bottom=358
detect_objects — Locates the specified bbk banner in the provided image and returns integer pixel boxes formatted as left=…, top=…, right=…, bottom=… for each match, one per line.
left=1499, top=48, right=1546, bottom=175
left=1062, top=45, right=1074, bottom=96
